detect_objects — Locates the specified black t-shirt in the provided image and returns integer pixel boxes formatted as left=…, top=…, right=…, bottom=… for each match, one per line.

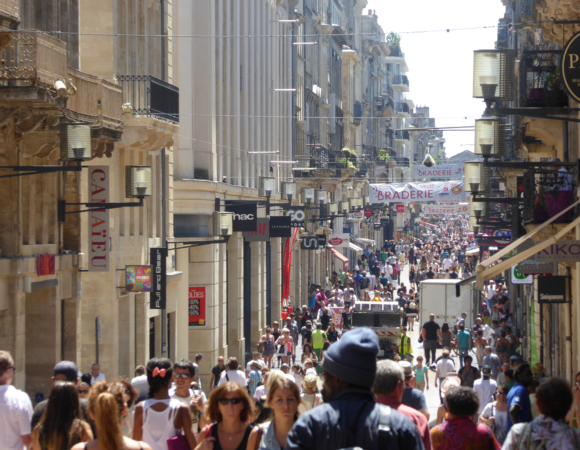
left=449, top=272, right=459, bottom=279
left=300, top=312, right=312, bottom=328
left=212, top=364, right=225, bottom=387
left=423, top=320, right=440, bottom=341
left=342, top=312, right=352, bottom=328
left=426, top=271, right=435, bottom=279
left=321, top=314, right=331, bottom=330
left=327, top=330, right=339, bottom=342
left=302, top=328, right=312, bottom=345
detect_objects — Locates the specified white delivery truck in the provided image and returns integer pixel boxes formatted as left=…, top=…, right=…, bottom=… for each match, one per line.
left=419, top=279, right=476, bottom=330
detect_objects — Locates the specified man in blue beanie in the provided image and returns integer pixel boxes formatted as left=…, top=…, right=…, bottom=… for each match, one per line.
left=286, top=327, right=424, bottom=450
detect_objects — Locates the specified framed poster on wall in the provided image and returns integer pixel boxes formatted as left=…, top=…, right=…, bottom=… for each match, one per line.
left=188, top=286, right=207, bottom=326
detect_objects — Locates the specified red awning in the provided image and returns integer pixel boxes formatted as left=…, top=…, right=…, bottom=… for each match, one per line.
left=327, top=247, right=349, bottom=268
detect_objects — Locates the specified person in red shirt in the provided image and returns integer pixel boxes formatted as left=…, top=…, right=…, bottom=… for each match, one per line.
left=373, top=360, right=432, bottom=450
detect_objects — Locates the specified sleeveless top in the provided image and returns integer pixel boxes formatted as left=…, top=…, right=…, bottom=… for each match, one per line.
left=210, top=422, right=253, bottom=450
left=141, top=398, right=182, bottom=450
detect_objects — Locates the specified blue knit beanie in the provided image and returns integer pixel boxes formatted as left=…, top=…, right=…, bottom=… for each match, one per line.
left=323, top=327, right=379, bottom=388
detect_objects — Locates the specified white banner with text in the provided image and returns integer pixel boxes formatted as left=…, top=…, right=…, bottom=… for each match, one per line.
left=370, top=181, right=466, bottom=203
left=424, top=204, right=469, bottom=215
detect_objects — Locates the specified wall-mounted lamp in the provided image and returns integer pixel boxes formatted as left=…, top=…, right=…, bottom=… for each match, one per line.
left=260, top=176, right=276, bottom=198
left=282, top=181, right=297, bottom=201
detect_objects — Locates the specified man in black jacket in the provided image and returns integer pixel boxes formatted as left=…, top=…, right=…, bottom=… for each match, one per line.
left=286, top=328, right=424, bottom=450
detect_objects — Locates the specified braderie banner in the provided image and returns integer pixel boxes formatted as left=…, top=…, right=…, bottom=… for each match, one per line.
left=370, top=181, right=466, bottom=203
left=413, top=164, right=464, bottom=178
left=424, top=204, right=469, bottom=215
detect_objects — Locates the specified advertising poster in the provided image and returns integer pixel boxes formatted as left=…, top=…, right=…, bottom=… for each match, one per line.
left=370, top=181, right=466, bottom=203
left=424, top=204, right=469, bottom=215
left=126, top=265, right=152, bottom=292
left=413, top=164, right=464, bottom=178
left=188, top=287, right=206, bottom=326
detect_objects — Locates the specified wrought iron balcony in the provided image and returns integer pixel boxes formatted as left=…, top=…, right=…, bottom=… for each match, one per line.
left=395, top=102, right=410, bottom=115
left=117, top=75, right=180, bottom=124
left=395, top=130, right=410, bottom=141
left=392, top=75, right=409, bottom=89
left=392, top=157, right=409, bottom=168
left=519, top=50, right=567, bottom=108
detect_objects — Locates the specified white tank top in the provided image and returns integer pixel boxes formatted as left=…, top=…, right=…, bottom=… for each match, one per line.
left=142, top=398, right=182, bottom=450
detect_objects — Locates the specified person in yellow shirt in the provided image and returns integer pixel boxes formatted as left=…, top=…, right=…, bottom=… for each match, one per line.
left=398, top=326, right=413, bottom=362
left=311, top=322, right=327, bottom=360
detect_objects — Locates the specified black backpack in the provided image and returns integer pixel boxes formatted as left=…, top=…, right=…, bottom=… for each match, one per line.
left=359, top=277, right=369, bottom=290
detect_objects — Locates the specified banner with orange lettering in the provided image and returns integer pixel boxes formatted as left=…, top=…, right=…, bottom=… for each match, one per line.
left=282, top=227, right=298, bottom=300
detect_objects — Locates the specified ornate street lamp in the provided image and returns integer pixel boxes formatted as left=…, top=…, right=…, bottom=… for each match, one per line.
left=473, top=50, right=514, bottom=106
left=125, top=166, right=152, bottom=198
left=474, top=119, right=505, bottom=157
left=260, top=176, right=276, bottom=198
left=282, top=181, right=297, bottom=201
left=302, top=187, right=315, bottom=204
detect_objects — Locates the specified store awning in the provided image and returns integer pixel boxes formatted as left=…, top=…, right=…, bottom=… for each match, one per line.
left=327, top=247, right=349, bottom=267
left=349, top=242, right=363, bottom=252
left=475, top=199, right=580, bottom=290
left=358, top=238, right=376, bottom=245
left=466, top=247, right=479, bottom=255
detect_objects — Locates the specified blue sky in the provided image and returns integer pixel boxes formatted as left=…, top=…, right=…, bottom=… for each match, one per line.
left=365, top=0, right=506, bottom=157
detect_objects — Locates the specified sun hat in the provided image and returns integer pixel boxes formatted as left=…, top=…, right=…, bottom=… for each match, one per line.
left=303, top=374, right=318, bottom=388
left=441, top=373, right=461, bottom=398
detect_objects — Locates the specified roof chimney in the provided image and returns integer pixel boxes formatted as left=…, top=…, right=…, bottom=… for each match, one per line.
left=368, top=9, right=372, bottom=15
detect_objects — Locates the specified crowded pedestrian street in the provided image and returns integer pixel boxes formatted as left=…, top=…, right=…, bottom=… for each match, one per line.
left=4, top=0, right=580, bottom=449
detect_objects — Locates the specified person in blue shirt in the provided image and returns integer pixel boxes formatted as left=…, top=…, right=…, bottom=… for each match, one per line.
left=308, top=285, right=317, bottom=311
left=354, top=270, right=363, bottom=297
left=506, top=363, right=534, bottom=434
left=455, top=324, right=472, bottom=369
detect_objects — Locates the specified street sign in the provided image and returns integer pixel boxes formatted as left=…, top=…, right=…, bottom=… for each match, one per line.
left=515, top=240, right=556, bottom=275
left=538, top=276, right=568, bottom=304
left=535, top=240, right=580, bottom=262
left=511, top=265, right=533, bottom=285
left=286, top=207, right=305, bottom=226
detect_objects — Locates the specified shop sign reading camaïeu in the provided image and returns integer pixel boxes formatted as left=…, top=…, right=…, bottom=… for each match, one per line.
left=88, top=166, right=110, bottom=271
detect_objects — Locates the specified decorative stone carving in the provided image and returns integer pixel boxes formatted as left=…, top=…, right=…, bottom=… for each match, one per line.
left=536, top=1, right=580, bottom=45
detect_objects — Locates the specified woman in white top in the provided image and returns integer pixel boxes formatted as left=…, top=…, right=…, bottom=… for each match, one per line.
left=298, top=374, right=323, bottom=414
left=247, top=376, right=303, bottom=450
left=133, top=359, right=197, bottom=450
left=478, top=385, right=509, bottom=445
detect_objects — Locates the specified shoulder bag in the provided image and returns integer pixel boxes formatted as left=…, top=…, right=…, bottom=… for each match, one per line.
left=250, top=425, right=264, bottom=450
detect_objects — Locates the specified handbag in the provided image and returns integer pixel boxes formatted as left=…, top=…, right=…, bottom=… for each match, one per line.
left=167, top=434, right=190, bottom=450
left=418, top=334, right=423, bottom=343
left=256, top=341, right=265, bottom=354
left=250, top=425, right=264, bottom=450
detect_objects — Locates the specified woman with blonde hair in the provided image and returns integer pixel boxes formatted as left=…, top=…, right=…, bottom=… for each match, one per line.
left=32, top=383, right=93, bottom=450
left=247, top=377, right=302, bottom=450
left=275, top=328, right=293, bottom=366
left=71, top=381, right=151, bottom=450
left=195, top=382, right=254, bottom=450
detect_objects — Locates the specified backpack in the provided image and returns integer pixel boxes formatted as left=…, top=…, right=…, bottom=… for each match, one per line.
left=391, top=266, right=398, bottom=277
left=359, top=277, right=369, bottom=290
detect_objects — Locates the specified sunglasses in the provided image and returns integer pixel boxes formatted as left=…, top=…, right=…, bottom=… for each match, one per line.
left=174, top=373, right=193, bottom=379
left=78, top=390, right=89, bottom=394
left=218, top=397, right=243, bottom=405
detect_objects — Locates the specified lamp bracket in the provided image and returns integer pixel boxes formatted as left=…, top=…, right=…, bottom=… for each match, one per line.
left=485, top=107, right=580, bottom=123
left=471, top=197, right=523, bottom=204
left=167, top=237, right=231, bottom=251
left=58, top=198, right=144, bottom=222
left=0, top=164, right=83, bottom=179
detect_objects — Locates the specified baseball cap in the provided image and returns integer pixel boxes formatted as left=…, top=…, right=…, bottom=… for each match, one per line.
left=53, top=361, right=79, bottom=382
left=482, top=365, right=492, bottom=375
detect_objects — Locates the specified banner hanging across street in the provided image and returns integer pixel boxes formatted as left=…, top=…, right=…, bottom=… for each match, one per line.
left=370, top=181, right=466, bottom=203
left=413, top=164, right=464, bottom=178
left=423, top=203, right=469, bottom=215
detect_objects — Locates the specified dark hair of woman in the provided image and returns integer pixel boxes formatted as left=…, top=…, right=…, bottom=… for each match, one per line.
left=445, top=386, right=480, bottom=417
left=303, top=343, right=313, bottom=354
left=205, top=382, right=254, bottom=423
left=35, top=382, right=83, bottom=450
left=410, top=266, right=415, bottom=273
left=442, top=322, right=450, bottom=333
left=146, top=358, right=173, bottom=399
left=536, top=377, right=573, bottom=420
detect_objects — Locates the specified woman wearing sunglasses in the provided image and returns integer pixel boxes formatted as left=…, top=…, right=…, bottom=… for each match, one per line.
left=195, top=382, right=254, bottom=450
left=478, top=386, right=509, bottom=445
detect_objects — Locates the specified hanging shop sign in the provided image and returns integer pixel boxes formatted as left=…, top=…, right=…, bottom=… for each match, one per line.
left=535, top=240, right=580, bottom=262
left=491, top=230, right=511, bottom=247
left=88, top=166, right=110, bottom=271
left=188, top=286, right=207, bottom=326
left=328, top=233, right=349, bottom=248
left=562, top=31, right=580, bottom=103
left=424, top=204, right=469, bottom=215
left=243, top=218, right=270, bottom=242
left=353, top=211, right=364, bottom=218
left=413, top=164, right=464, bottom=178
left=511, top=265, right=533, bottom=285
left=270, top=216, right=292, bottom=238
left=370, top=181, right=466, bottom=203
left=286, top=207, right=305, bottom=226
left=515, top=240, right=557, bottom=275
left=364, top=209, right=372, bottom=216
left=126, top=265, right=152, bottom=292
left=301, top=235, right=319, bottom=250
left=225, top=202, right=258, bottom=232
left=538, top=276, right=568, bottom=304
left=282, top=228, right=298, bottom=299
left=150, top=247, right=167, bottom=310
left=396, top=204, right=405, bottom=213
left=318, top=235, right=326, bottom=248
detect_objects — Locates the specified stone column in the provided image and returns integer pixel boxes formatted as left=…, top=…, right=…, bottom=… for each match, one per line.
left=227, top=234, right=245, bottom=361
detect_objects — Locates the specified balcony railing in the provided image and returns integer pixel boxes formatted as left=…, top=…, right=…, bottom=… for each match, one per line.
left=396, top=102, right=410, bottom=114
left=497, top=23, right=508, bottom=44
left=392, top=75, right=409, bottom=88
left=382, top=82, right=393, bottom=99
left=392, top=156, right=409, bottom=168
left=395, top=130, right=410, bottom=141
left=117, top=75, right=180, bottom=124
left=519, top=50, right=567, bottom=108
left=0, top=31, right=67, bottom=88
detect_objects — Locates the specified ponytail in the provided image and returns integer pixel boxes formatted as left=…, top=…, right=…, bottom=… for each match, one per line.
left=93, top=392, right=123, bottom=450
